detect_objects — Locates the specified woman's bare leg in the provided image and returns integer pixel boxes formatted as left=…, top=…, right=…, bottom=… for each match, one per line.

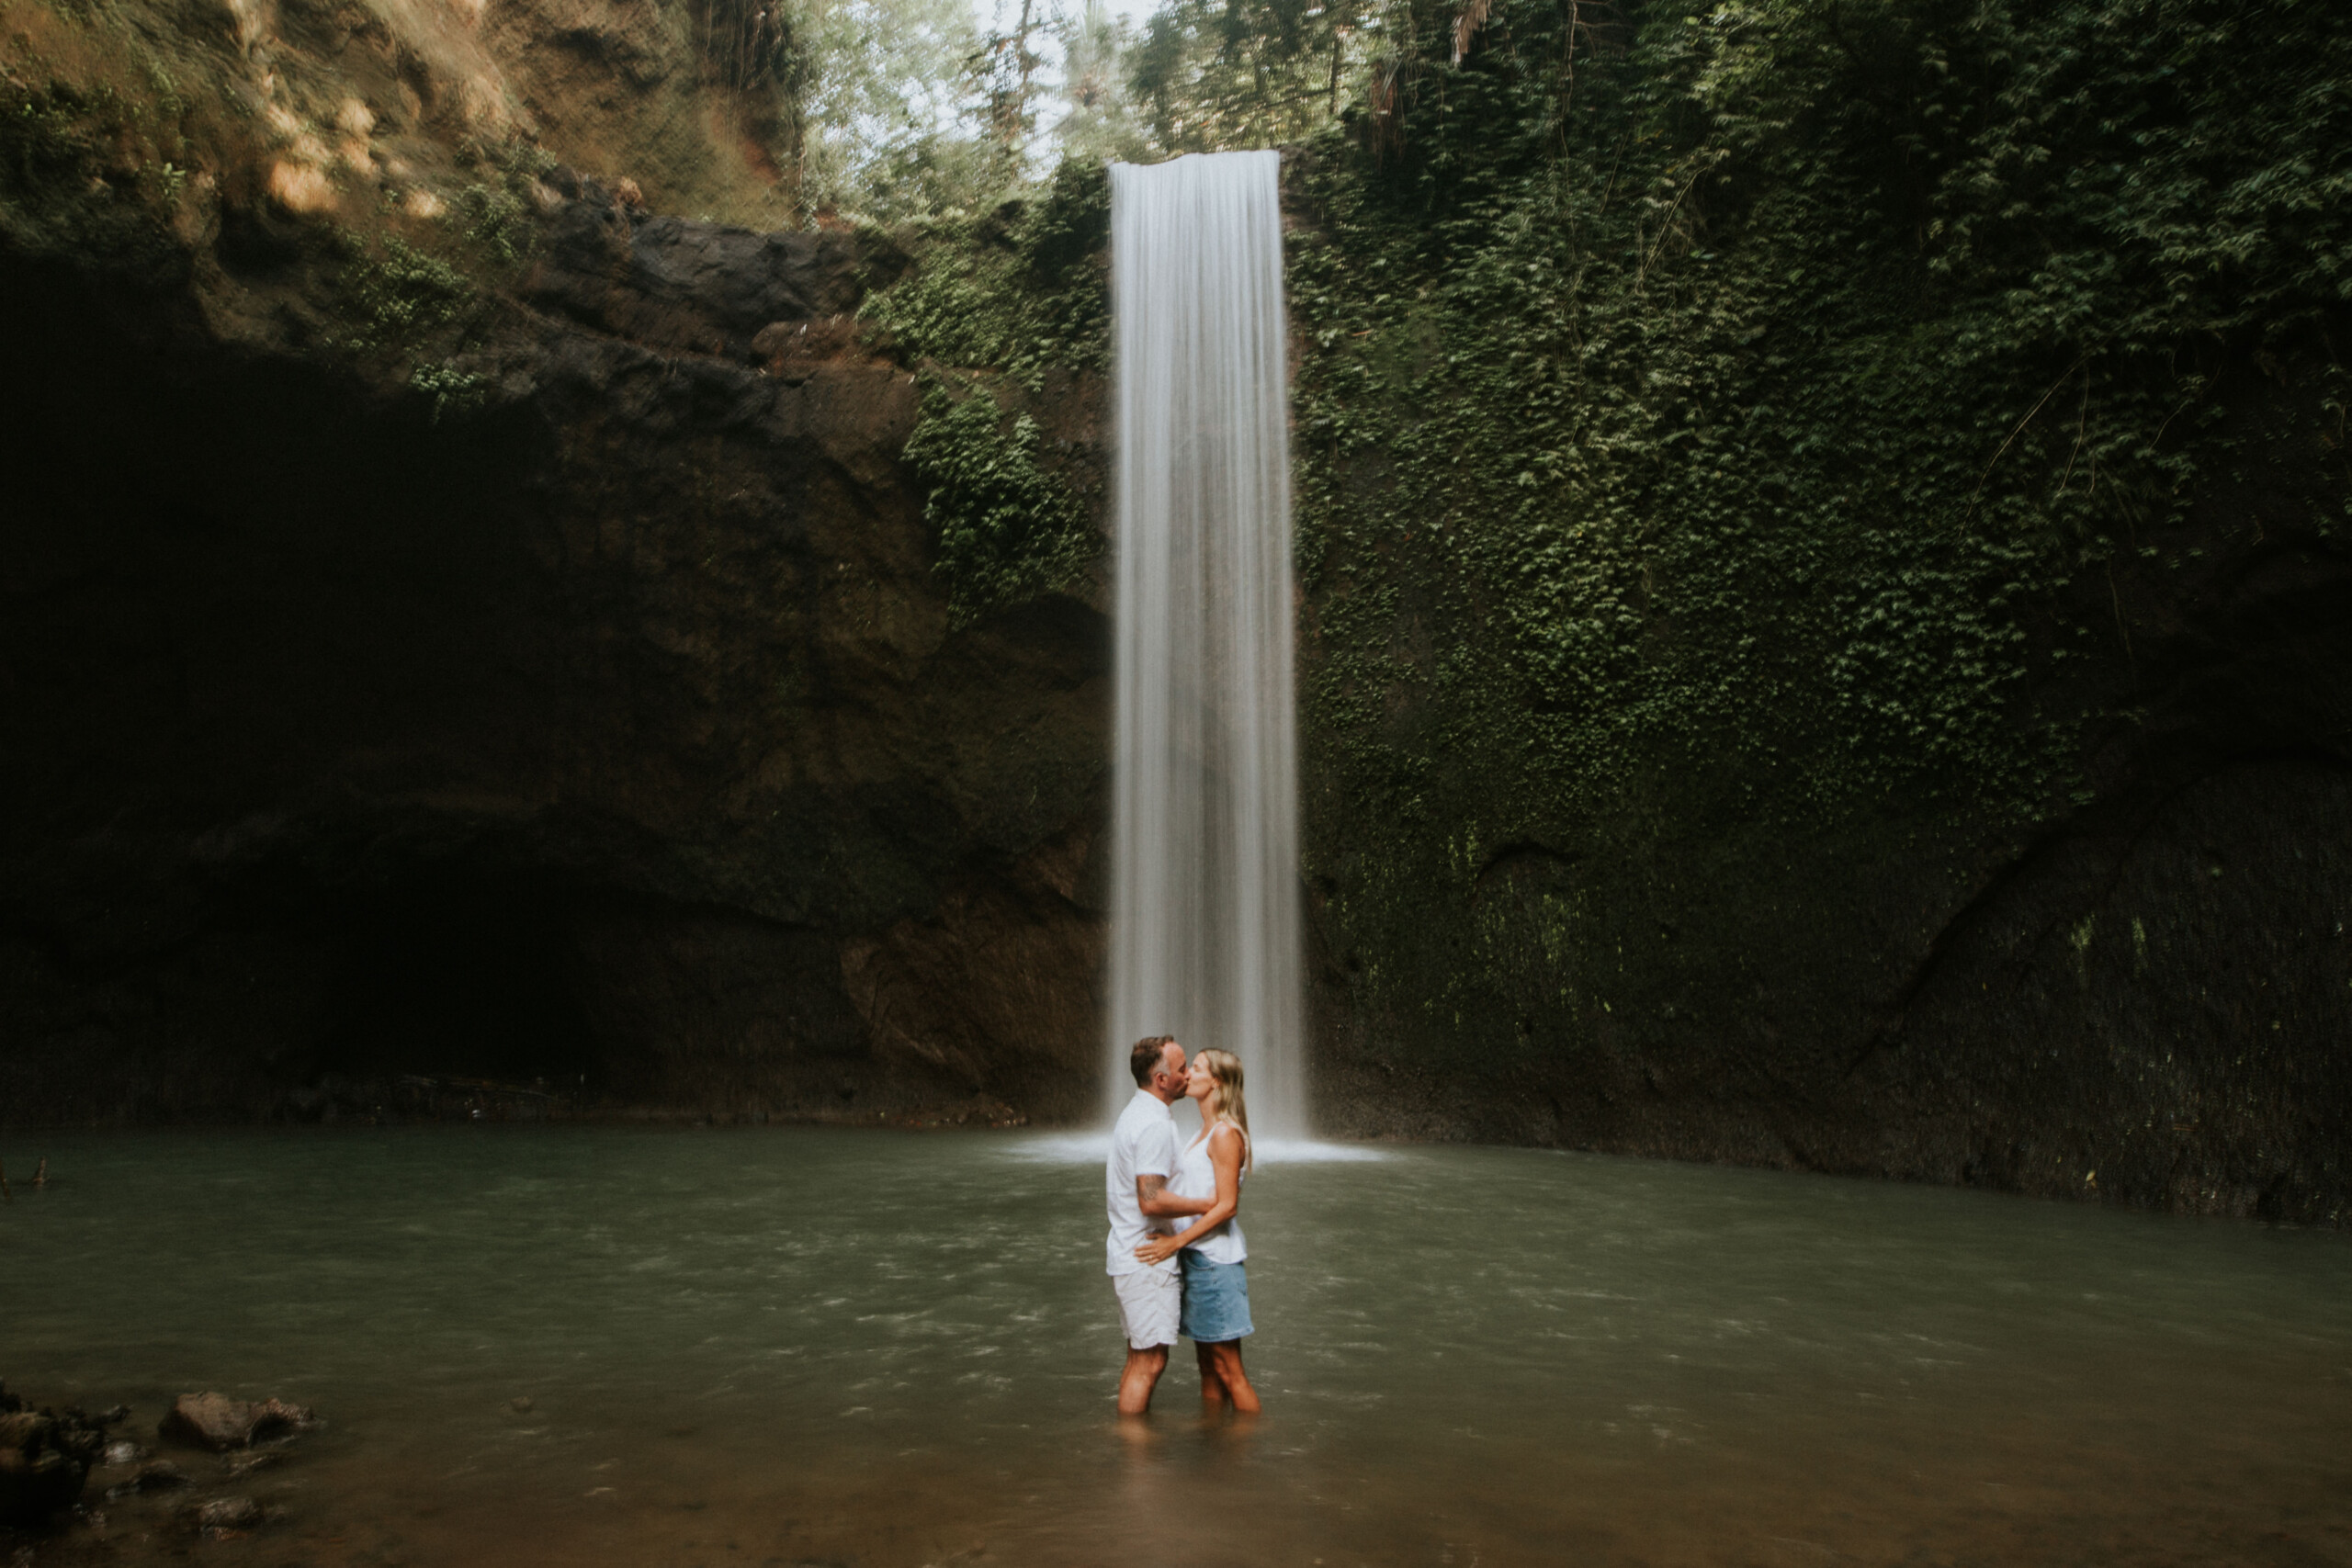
left=1194, top=1339, right=1229, bottom=1413
left=1204, top=1342, right=1260, bottom=1415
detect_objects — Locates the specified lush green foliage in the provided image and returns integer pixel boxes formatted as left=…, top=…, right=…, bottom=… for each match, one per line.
left=342, top=238, right=475, bottom=352
left=1294, top=0, right=2352, bottom=819
left=1278, top=0, right=2352, bottom=1036
left=871, top=160, right=1108, bottom=624
left=788, top=0, right=1017, bottom=220
left=342, top=236, right=504, bottom=423
left=1129, top=0, right=1376, bottom=152
left=1053, top=0, right=1159, bottom=166
left=902, top=378, right=1094, bottom=625
left=0, top=66, right=198, bottom=275
left=410, top=359, right=490, bottom=425
left=772, top=0, right=1362, bottom=219
left=865, top=158, right=1113, bottom=381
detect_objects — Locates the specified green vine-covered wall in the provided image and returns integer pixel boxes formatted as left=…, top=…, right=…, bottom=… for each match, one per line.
left=870, top=163, right=1114, bottom=623
left=1280, top=0, right=2352, bottom=1145
left=1292, top=0, right=2351, bottom=815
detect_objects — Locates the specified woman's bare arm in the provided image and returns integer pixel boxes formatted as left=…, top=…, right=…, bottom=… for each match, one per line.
left=1135, top=1126, right=1243, bottom=1265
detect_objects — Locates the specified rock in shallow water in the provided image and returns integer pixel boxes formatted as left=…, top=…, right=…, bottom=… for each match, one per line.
left=159, top=1393, right=318, bottom=1451
left=0, top=1392, right=128, bottom=1528
left=158, top=1393, right=247, bottom=1451
left=0, top=1413, right=88, bottom=1528
left=106, top=1459, right=187, bottom=1496
left=187, top=1495, right=264, bottom=1530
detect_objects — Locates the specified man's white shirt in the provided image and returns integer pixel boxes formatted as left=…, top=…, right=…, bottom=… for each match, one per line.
left=1104, top=1088, right=1179, bottom=1277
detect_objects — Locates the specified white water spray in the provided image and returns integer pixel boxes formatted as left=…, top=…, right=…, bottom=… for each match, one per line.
left=1105, top=150, right=1306, bottom=1138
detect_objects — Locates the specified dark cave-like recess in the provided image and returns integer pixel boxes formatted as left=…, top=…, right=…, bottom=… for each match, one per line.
left=313, top=875, right=602, bottom=1087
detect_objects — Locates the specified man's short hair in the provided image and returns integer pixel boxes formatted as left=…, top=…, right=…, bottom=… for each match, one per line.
left=1130, top=1035, right=1179, bottom=1087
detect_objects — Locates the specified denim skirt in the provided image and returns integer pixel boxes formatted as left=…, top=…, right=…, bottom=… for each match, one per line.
left=1179, top=1253, right=1253, bottom=1343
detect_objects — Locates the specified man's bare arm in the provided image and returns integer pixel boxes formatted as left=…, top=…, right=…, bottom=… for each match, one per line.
left=1135, top=1123, right=1243, bottom=1266
left=1136, top=1173, right=1210, bottom=1219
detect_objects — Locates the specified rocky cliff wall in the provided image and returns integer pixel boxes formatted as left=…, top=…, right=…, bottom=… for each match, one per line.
left=0, top=137, right=1114, bottom=1124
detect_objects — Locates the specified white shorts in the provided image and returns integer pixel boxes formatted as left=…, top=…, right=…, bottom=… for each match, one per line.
left=1111, top=1266, right=1181, bottom=1349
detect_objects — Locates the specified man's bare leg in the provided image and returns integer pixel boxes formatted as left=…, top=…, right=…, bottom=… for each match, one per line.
left=1117, top=1345, right=1170, bottom=1416
left=1195, top=1339, right=1229, bottom=1414
left=1203, top=1342, right=1261, bottom=1416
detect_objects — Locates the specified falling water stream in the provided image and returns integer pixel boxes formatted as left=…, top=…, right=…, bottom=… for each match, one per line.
left=1106, top=150, right=1306, bottom=1134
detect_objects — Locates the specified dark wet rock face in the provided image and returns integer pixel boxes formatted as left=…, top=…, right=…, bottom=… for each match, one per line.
left=0, top=1413, right=88, bottom=1528
left=0, top=1385, right=122, bottom=1528
left=520, top=174, right=909, bottom=361
left=1863, top=762, right=2352, bottom=1217
left=0, top=183, right=1106, bottom=1130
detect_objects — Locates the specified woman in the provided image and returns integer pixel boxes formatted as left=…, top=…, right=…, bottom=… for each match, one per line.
left=1135, top=1048, right=1260, bottom=1415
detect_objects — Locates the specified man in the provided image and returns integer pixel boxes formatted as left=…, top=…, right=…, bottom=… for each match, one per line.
left=1105, top=1034, right=1211, bottom=1416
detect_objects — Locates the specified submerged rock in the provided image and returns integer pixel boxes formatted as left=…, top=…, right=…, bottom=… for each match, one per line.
left=247, top=1399, right=318, bottom=1443
left=132, top=1460, right=187, bottom=1491
left=186, top=1495, right=265, bottom=1531
left=159, top=1393, right=318, bottom=1452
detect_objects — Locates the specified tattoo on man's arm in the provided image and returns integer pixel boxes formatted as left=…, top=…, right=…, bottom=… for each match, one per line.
left=1136, top=1175, right=1169, bottom=1205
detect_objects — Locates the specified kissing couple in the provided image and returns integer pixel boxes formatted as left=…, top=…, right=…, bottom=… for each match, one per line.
left=1103, top=1034, right=1258, bottom=1417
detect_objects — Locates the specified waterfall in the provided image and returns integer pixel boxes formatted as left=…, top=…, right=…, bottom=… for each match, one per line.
left=1105, top=150, right=1305, bottom=1138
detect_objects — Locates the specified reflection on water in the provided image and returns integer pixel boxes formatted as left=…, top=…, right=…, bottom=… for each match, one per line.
left=5, top=1128, right=2348, bottom=1566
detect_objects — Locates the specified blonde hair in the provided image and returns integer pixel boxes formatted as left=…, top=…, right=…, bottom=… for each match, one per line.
left=1193, top=1048, right=1252, bottom=1171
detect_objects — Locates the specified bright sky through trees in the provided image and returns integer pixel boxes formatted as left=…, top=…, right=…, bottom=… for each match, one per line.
left=792, top=0, right=1373, bottom=217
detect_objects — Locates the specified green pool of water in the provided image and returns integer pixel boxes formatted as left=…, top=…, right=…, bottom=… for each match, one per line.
left=5, top=1127, right=2347, bottom=1566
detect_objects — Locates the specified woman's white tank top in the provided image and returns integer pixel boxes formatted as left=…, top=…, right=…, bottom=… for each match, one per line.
left=1170, top=1122, right=1247, bottom=1265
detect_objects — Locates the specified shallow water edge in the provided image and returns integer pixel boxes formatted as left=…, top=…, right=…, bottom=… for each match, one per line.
left=5, top=1127, right=2347, bottom=1567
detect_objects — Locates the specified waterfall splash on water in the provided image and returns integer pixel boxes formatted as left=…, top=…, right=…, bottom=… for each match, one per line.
left=1104, top=150, right=1305, bottom=1139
